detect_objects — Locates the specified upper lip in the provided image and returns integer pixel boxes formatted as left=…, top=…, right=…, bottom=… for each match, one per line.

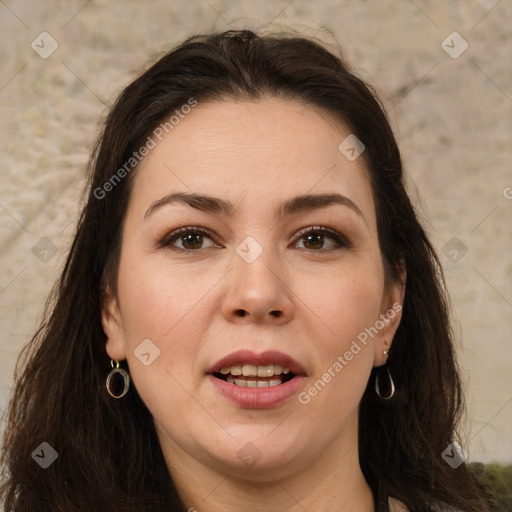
left=208, top=349, right=306, bottom=376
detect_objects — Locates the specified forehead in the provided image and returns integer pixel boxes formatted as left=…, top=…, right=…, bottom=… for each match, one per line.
left=130, top=97, right=375, bottom=224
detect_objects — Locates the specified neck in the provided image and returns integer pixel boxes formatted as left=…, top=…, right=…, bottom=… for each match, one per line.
left=157, top=415, right=375, bottom=512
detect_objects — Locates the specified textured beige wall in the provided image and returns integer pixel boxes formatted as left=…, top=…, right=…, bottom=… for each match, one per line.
left=0, top=0, right=511, bottom=464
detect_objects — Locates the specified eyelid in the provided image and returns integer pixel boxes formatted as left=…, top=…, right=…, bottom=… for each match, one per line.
left=156, top=224, right=350, bottom=252
left=156, top=226, right=219, bottom=250
left=292, top=225, right=350, bottom=248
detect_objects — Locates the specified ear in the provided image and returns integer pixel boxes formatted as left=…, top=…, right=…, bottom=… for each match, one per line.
left=101, top=285, right=127, bottom=362
left=373, top=265, right=406, bottom=367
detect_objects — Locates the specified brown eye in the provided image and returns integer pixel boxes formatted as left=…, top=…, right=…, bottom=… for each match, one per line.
left=158, top=227, right=219, bottom=251
left=293, top=227, right=349, bottom=251
left=302, top=233, right=325, bottom=250
left=180, top=233, right=204, bottom=250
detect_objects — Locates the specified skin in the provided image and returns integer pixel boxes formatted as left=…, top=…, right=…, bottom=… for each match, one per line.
left=102, top=97, right=405, bottom=512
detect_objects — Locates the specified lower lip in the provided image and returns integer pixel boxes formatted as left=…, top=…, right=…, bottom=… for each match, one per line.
left=207, top=374, right=306, bottom=409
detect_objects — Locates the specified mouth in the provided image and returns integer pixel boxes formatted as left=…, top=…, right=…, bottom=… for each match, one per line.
left=208, top=349, right=306, bottom=389
left=207, top=349, right=307, bottom=409
left=213, top=363, right=296, bottom=388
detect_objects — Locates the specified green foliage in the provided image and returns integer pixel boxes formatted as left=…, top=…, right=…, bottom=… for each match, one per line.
left=469, top=462, right=512, bottom=511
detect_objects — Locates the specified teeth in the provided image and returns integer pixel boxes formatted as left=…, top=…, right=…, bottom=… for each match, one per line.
left=219, top=364, right=291, bottom=377
left=258, top=364, right=274, bottom=377
left=242, top=364, right=258, bottom=377
left=226, top=375, right=284, bottom=388
left=230, top=365, right=242, bottom=376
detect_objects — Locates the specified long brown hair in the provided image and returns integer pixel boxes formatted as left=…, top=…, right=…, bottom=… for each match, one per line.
left=1, top=30, right=493, bottom=511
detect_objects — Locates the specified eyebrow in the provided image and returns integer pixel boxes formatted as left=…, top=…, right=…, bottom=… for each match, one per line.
left=144, top=191, right=367, bottom=225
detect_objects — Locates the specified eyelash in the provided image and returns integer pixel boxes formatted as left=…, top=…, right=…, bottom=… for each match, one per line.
left=156, top=225, right=350, bottom=253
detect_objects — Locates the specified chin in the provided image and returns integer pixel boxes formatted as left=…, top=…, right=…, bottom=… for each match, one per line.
left=199, top=433, right=305, bottom=478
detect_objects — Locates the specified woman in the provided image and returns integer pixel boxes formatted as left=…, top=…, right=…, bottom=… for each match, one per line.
left=0, top=30, right=493, bottom=511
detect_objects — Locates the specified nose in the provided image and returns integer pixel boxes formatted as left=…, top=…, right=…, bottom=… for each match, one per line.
left=220, top=245, right=294, bottom=325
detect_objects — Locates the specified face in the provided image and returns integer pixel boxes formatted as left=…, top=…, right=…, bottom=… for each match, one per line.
left=102, top=97, right=404, bottom=481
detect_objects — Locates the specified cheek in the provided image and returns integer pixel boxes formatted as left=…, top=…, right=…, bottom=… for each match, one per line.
left=294, top=256, right=383, bottom=414
left=296, top=255, right=384, bottom=346
left=115, top=256, right=218, bottom=402
left=117, top=254, right=218, bottom=341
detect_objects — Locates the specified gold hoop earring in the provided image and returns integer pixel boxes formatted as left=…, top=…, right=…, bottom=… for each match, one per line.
left=375, top=364, right=395, bottom=400
left=106, top=360, right=130, bottom=399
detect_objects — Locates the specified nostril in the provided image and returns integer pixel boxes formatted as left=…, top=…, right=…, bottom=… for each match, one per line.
left=233, top=309, right=282, bottom=318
